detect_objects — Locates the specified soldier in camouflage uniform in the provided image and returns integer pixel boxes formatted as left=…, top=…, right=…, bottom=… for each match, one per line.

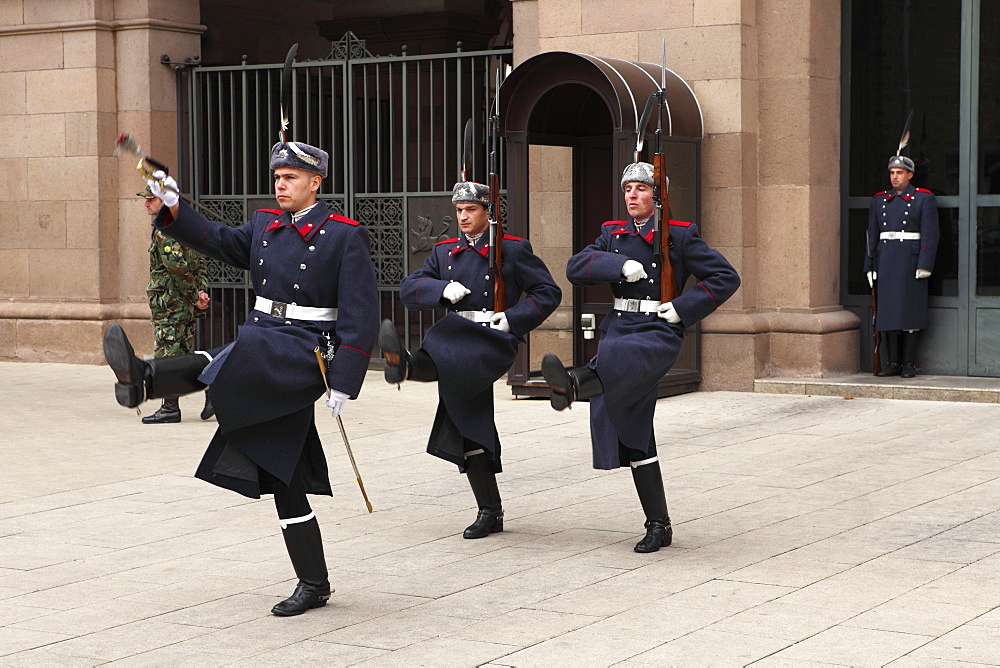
left=140, top=187, right=212, bottom=423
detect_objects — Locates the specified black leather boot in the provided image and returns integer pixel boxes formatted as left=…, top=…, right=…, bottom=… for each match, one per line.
left=200, top=389, right=214, bottom=420
left=463, top=453, right=503, bottom=539
left=541, top=354, right=603, bottom=411
left=271, top=517, right=332, bottom=617
left=103, top=324, right=150, bottom=408
left=900, top=331, right=919, bottom=378
left=142, top=398, right=181, bottom=424
left=103, top=324, right=208, bottom=408
left=378, top=319, right=437, bottom=383
left=631, top=460, right=672, bottom=553
left=876, top=331, right=901, bottom=377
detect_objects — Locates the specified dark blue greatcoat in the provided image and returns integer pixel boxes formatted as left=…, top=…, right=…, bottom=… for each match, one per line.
left=154, top=200, right=379, bottom=498
left=864, top=185, right=940, bottom=331
left=567, top=219, right=740, bottom=470
left=400, top=233, right=561, bottom=471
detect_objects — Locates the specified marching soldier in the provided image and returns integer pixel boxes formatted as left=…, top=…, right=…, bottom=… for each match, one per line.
left=542, top=162, right=739, bottom=553
left=866, top=155, right=940, bottom=378
left=138, top=187, right=212, bottom=423
left=378, top=181, right=561, bottom=539
left=103, top=140, right=379, bottom=616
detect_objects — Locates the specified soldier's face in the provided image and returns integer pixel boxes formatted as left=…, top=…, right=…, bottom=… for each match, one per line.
left=143, top=197, right=163, bottom=216
left=455, top=203, right=489, bottom=236
left=273, top=167, right=321, bottom=212
left=624, top=182, right=654, bottom=222
left=889, top=167, right=913, bottom=191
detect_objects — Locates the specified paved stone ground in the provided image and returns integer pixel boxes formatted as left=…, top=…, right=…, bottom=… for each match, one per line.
left=1, top=361, right=999, bottom=666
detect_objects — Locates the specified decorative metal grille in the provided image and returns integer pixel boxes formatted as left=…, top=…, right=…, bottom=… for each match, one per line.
left=357, top=196, right=405, bottom=287
left=328, top=31, right=373, bottom=60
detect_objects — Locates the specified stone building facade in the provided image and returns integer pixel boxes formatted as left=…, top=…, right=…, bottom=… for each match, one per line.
left=1, top=0, right=858, bottom=390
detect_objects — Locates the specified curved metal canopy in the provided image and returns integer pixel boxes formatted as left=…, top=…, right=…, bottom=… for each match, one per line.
left=499, top=51, right=704, bottom=140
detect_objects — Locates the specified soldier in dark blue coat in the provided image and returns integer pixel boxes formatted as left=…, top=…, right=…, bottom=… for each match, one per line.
left=378, top=181, right=561, bottom=539
left=542, top=162, right=739, bottom=553
left=865, top=155, right=940, bottom=378
left=102, top=140, right=379, bottom=616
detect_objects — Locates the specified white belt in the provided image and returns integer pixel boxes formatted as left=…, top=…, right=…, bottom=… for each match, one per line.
left=880, top=232, right=921, bottom=240
left=254, top=296, right=338, bottom=321
left=453, top=310, right=494, bottom=323
left=613, top=298, right=661, bottom=313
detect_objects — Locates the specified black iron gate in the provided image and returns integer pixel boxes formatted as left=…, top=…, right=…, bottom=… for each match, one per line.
left=181, top=45, right=512, bottom=355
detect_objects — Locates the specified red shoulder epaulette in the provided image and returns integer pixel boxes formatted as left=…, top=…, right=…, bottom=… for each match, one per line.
left=436, top=237, right=460, bottom=246
left=603, top=220, right=629, bottom=226
left=502, top=233, right=523, bottom=241
left=915, top=187, right=933, bottom=194
left=329, top=213, right=360, bottom=226
left=872, top=191, right=887, bottom=198
left=257, top=208, right=284, bottom=215
left=668, top=219, right=692, bottom=227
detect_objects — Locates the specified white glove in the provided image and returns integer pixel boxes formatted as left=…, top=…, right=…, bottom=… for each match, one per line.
left=657, top=301, right=681, bottom=324
left=325, top=389, right=349, bottom=418
left=148, top=171, right=179, bottom=208
left=867, top=271, right=877, bottom=288
left=915, top=268, right=931, bottom=279
left=622, top=260, right=647, bottom=283
left=442, top=281, right=471, bottom=304
left=490, top=312, right=511, bottom=332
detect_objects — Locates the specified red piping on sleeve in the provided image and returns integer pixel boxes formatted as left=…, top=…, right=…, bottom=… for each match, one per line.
left=528, top=296, right=542, bottom=317
left=339, top=344, right=371, bottom=358
left=698, top=283, right=717, bottom=307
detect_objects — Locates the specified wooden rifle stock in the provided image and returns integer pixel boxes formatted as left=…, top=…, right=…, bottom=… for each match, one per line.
left=489, top=172, right=507, bottom=312
left=653, top=154, right=678, bottom=302
left=871, top=276, right=881, bottom=375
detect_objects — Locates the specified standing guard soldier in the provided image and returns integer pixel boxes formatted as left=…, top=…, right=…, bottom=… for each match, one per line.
left=102, top=140, right=379, bottom=616
left=865, top=155, right=940, bottom=378
left=378, top=181, right=561, bottom=539
left=542, top=163, right=739, bottom=553
left=138, top=186, right=212, bottom=423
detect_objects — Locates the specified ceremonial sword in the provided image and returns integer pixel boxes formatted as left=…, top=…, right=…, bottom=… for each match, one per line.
left=314, top=348, right=373, bottom=513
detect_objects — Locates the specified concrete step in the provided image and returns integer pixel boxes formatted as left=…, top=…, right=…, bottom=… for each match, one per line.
left=754, top=373, right=1000, bottom=404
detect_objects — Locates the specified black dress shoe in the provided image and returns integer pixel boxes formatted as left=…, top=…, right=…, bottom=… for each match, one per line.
left=463, top=509, right=503, bottom=539
left=900, top=362, right=917, bottom=378
left=271, top=580, right=332, bottom=617
left=634, top=519, right=672, bottom=553
left=142, top=399, right=181, bottom=424
left=378, top=319, right=408, bottom=384
left=876, top=362, right=901, bottom=377
left=103, top=324, right=148, bottom=408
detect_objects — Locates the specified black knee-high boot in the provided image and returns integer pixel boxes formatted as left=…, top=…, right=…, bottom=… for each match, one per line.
left=900, top=331, right=919, bottom=378
left=378, top=319, right=438, bottom=383
left=463, top=453, right=503, bottom=539
left=271, top=517, right=332, bottom=617
left=541, top=353, right=604, bottom=411
left=876, top=330, right=901, bottom=377
left=631, top=460, right=672, bottom=553
left=103, top=324, right=207, bottom=408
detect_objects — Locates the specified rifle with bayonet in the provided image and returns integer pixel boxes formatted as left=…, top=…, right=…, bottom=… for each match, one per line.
left=487, top=68, right=507, bottom=313
left=635, top=40, right=678, bottom=303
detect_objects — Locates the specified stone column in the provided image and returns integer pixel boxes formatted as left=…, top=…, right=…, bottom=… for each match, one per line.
left=0, top=0, right=203, bottom=363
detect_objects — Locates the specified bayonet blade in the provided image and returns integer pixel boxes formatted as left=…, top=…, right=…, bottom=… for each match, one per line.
left=635, top=92, right=658, bottom=157
left=461, top=118, right=473, bottom=181
left=280, top=43, right=299, bottom=140
left=897, top=109, right=913, bottom=156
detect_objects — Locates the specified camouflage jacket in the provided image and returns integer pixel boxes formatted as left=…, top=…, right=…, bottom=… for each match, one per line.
left=147, top=227, right=207, bottom=320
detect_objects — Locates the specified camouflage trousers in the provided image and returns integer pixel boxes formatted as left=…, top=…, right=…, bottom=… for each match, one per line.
left=152, top=315, right=198, bottom=358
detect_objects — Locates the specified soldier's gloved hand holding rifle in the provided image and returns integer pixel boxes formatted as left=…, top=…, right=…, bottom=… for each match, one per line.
left=867, top=271, right=877, bottom=288
left=621, top=259, right=647, bottom=283
left=916, top=269, right=931, bottom=279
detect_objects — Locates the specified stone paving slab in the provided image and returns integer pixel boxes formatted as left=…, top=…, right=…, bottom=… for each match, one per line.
left=0, top=361, right=999, bottom=665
